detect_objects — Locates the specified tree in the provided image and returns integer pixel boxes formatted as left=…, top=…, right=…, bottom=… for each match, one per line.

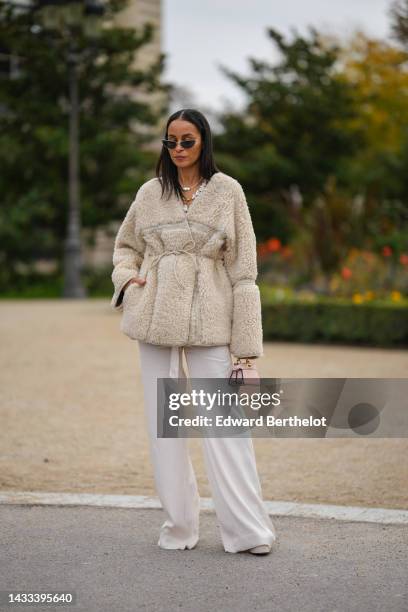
left=0, top=0, right=170, bottom=288
left=389, top=0, right=408, bottom=45
left=335, top=29, right=408, bottom=255
left=213, top=26, right=363, bottom=242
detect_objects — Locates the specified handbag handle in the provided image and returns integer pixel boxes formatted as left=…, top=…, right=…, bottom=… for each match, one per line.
left=229, top=365, right=244, bottom=386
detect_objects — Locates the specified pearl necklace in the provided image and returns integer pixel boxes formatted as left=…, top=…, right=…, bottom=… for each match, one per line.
left=182, top=179, right=207, bottom=213
left=180, top=177, right=202, bottom=192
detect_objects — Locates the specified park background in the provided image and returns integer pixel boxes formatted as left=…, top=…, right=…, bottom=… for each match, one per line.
left=0, top=0, right=407, bottom=509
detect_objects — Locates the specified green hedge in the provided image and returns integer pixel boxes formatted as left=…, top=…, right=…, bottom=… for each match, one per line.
left=0, top=267, right=112, bottom=298
left=262, top=299, right=408, bottom=347
left=1, top=271, right=407, bottom=347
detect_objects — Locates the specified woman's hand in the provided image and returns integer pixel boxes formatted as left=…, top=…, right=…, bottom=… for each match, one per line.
left=229, top=357, right=260, bottom=398
left=123, top=277, right=146, bottom=292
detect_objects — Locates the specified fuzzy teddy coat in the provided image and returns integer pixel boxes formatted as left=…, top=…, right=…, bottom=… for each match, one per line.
left=110, top=171, right=263, bottom=358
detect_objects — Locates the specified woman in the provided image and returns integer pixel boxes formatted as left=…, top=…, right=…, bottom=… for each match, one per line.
left=111, top=108, right=277, bottom=555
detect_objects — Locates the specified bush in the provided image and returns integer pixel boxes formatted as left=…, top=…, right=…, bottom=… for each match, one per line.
left=260, top=288, right=408, bottom=347
left=0, top=266, right=112, bottom=298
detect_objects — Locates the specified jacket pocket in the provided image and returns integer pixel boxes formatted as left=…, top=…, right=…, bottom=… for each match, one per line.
left=120, top=282, right=145, bottom=339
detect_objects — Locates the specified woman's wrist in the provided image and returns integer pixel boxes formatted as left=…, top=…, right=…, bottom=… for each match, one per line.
left=123, top=278, right=138, bottom=291
left=234, top=356, right=258, bottom=364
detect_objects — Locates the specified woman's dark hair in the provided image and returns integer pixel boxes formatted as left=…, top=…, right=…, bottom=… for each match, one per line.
left=155, top=108, right=219, bottom=200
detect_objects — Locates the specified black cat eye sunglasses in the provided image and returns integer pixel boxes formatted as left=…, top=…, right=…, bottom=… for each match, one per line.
left=161, top=139, right=196, bottom=150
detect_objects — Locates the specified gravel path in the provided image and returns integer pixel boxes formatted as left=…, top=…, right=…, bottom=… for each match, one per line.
left=1, top=299, right=407, bottom=509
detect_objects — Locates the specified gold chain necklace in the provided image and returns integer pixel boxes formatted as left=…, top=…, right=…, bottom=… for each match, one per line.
left=181, top=179, right=207, bottom=212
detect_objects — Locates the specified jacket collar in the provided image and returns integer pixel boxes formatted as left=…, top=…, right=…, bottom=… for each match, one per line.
left=167, top=171, right=225, bottom=225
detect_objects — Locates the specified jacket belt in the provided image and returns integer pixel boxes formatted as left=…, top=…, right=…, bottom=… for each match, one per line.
left=143, top=238, right=223, bottom=347
left=144, top=238, right=198, bottom=290
left=169, top=346, right=187, bottom=379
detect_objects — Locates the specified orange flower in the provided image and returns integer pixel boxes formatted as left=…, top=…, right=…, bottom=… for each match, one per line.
left=281, top=246, right=293, bottom=259
left=266, top=238, right=281, bottom=252
left=399, top=253, right=408, bottom=266
left=341, top=266, right=352, bottom=279
left=382, top=245, right=392, bottom=257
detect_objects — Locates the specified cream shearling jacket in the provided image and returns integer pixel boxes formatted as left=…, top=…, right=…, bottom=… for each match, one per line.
left=110, top=171, right=263, bottom=358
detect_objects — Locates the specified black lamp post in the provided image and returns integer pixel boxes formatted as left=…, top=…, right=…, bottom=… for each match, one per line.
left=34, top=0, right=105, bottom=298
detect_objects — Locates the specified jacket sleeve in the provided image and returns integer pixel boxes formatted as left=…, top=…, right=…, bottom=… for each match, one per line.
left=223, top=180, right=263, bottom=359
left=111, top=189, right=146, bottom=311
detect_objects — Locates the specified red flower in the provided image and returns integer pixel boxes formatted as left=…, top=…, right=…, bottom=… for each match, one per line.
left=257, top=244, right=269, bottom=258
left=399, top=253, right=408, bottom=266
left=341, top=266, right=352, bottom=279
left=382, top=245, right=392, bottom=257
left=266, top=238, right=281, bottom=252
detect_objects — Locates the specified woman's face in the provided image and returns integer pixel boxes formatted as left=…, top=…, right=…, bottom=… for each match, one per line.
left=166, top=119, right=202, bottom=170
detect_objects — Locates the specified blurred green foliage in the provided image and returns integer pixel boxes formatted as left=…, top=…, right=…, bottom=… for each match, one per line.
left=1, top=4, right=407, bottom=348
left=0, top=0, right=170, bottom=289
left=213, top=26, right=408, bottom=266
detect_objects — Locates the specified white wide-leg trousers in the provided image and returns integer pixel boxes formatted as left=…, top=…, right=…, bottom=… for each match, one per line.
left=137, top=340, right=277, bottom=553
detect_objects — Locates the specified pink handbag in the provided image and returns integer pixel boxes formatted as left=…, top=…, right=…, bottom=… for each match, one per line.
left=228, top=358, right=260, bottom=387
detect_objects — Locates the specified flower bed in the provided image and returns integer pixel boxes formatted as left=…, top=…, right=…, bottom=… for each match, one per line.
left=260, top=284, right=408, bottom=347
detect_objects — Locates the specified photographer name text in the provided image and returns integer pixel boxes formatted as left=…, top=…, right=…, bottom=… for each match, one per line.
left=167, top=415, right=327, bottom=428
